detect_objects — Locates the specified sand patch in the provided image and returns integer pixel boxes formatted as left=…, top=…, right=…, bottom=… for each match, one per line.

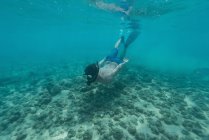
left=184, top=96, right=195, bottom=108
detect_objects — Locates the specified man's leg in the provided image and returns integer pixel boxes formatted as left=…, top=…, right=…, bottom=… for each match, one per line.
left=114, top=36, right=125, bottom=49
left=118, top=47, right=127, bottom=60
left=109, top=48, right=118, bottom=58
left=107, top=36, right=124, bottom=58
left=118, top=31, right=139, bottom=60
left=125, top=31, right=139, bottom=48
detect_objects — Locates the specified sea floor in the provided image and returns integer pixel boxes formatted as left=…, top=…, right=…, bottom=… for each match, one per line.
left=0, top=62, right=209, bottom=140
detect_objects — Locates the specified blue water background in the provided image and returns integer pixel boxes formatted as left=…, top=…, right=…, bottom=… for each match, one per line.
left=0, top=0, right=209, bottom=76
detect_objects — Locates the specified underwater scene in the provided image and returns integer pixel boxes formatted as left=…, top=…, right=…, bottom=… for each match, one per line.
left=0, top=0, right=209, bottom=140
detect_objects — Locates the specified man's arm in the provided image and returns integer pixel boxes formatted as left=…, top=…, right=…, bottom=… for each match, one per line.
left=111, top=59, right=128, bottom=76
left=98, top=58, right=106, bottom=67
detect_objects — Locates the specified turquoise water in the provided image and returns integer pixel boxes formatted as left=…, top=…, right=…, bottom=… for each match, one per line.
left=0, top=0, right=209, bottom=140
left=1, top=0, right=209, bottom=72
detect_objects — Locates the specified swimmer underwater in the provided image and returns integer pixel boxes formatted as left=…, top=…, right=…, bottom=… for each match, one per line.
left=84, top=0, right=139, bottom=85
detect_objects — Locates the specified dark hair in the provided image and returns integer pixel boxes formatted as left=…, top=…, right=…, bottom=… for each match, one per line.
left=84, top=62, right=99, bottom=85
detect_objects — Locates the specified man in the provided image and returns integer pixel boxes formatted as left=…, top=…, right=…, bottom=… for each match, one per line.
left=84, top=0, right=138, bottom=85
left=84, top=33, right=138, bottom=85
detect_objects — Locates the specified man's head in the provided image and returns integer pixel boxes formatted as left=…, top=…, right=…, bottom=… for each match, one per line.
left=84, top=62, right=99, bottom=85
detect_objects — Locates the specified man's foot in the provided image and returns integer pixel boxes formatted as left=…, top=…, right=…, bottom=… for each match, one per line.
left=124, top=6, right=133, bottom=15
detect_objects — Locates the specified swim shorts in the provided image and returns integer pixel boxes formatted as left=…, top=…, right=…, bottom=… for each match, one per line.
left=105, top=48, right=123, bottom=64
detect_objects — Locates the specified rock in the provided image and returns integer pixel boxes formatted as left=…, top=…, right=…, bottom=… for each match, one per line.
left=0, top=100, right=4, bottom=106
left=9, top=112, right=21, bottom=124
left=80, top=86, right=94, bottom=92
left=128, top=125, right=136, bottom=135
left=192, top=128, right=204, bottom=137
left=119, top=121, right=128, bottom=128
left=202, top=135, right=209, bottom=140
left=135, top=133, right=146, bottom=140
left=45, top=83, right=61, bottom=96
left=0, top=76, right=21, bottom=86
left=114, top=107, right=123, bottom=115
left=135, top=107, right=144, bottom=114
left=83, top=129, right=93, bottom=140
left=101, top=133, right=114, bottom=140
left=182, top=129, right=189, bottom=135
left=16, top=133, right=27, bottom=140
left=149, top=136, right=159, bottom=140
left=135, top=86, right=142, bottom=90
left=113, top=82, right=126, bottom=90
left=138, top=118, right=144, bottom=124
left=113, top=115, right=121, bottom=121
left=0, top=120, right=8, bottom=131
left=180, top=136, right=195, bottom=140
left=194, top=112, right=206, bottom=120
left=96, top=125, right=109, bottom=136
left=163, top=117, right=173, bottom=125
left=142, top=74, right=152, bottom=83
left=149, top=124, right=159, bottom=135
left=165, top=133, right=179, bottom=140
left=158, top=125, right=165, bottom=134
left=29, top=107, right=37, bottom=114
left=129, top=115, right=138, bottom=124
left=36, top=112, right=47, bottom=121
left=112, top=127, right=123, bottom=140
left=145, top=111, right=154, bottom=117
left=60, top=79, right=72, bottom=88
left=38, top=92, right=52, bottom=105
left=182, top=120, right=195, bottom=131
left=160, top=135, right=169, bottom=140
left=183, top=114, right=193, bottom=120
left=67, top=128, right=76, bottom=138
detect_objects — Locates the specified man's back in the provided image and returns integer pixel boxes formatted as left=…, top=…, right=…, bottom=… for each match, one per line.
left=97, top=61, right=118, bottom=83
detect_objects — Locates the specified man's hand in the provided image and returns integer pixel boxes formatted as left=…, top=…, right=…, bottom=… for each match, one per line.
left=118, top=59, right=128, bottom=69
left=111, top=59, right=128, bottom=77
left=123, top=58, right=129, bottom=63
